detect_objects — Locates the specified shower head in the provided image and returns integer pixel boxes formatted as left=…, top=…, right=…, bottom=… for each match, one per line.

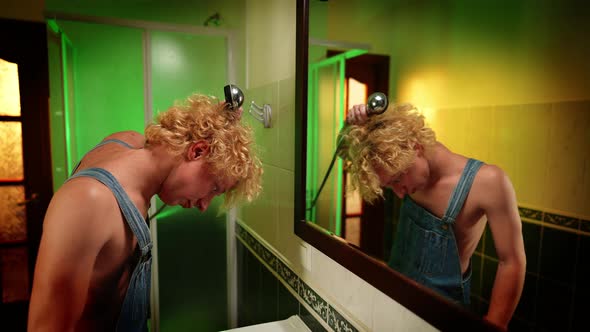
left=307, top=92, right=390, bottom=211
left=366, top=92, right=388, bottom=115
left=224, top=84, right=244, bottom=111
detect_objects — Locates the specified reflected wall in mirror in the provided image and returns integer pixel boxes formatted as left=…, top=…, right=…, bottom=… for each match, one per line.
left=304, top=0, right=590, bottom=330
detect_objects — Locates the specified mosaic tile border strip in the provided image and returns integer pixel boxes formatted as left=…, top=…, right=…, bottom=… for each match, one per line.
left=518, top=206, right=589, bottom=235
left=236, top=223, right=359, bottom=332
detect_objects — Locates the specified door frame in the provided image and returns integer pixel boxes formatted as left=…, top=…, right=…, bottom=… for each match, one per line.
left=0, top=18, right=53, bottom=330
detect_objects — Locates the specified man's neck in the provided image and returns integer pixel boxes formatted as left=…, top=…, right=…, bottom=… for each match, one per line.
left=128, top=145, right=178, bottom=203
left=423, top=142, right=458, bottom=188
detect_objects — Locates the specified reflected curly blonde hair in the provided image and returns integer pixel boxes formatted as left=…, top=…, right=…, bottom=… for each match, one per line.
left=145, top=93, right=262, bottom=208
left=341, top=103, right=436, bottom=202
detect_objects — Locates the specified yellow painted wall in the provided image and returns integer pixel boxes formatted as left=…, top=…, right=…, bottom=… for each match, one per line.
left=323, top=0, right=590, bottom=218
left=431, top=102, right=590, bottom=218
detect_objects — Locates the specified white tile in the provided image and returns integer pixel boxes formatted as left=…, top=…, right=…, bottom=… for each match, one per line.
left=334, top=270, right=376, bottom=329
left=301, top=247, right=372, bottom=330
left=240, top=163, right=279, bottom=248
left=275, top=167, right=305, bottom=272
left=245, top=0, right=296, bottom=89
left=308, top=246, right=348, bottom=297
left=372, top=290, right=438, bottom=332
left=277, top=76, right=296, bottom=171
left=244, top=82, right=280, bottom=166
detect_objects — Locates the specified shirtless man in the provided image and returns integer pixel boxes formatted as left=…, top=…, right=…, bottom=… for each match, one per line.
left=343, top=103, right=525, bottom=330
left=28, top=94, right=262, bottom=332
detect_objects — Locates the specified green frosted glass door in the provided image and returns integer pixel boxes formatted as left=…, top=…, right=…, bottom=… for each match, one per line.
left=150, top=30, right=229, bottom=332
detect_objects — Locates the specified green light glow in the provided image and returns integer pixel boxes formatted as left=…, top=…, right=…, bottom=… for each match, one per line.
left=309, top=49, right=367, bottom=70
left=60, top=33, right=73, bottom=175
left=47, top=19, right=60, bottom=34
left=308, top=49, right=367, bottom=236
left=156, top=205, right=182, bottom=220
left=334, top=58, right=345, bottom=236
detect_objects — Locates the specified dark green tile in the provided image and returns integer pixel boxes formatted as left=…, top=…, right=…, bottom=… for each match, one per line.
left=471, top=254, right=483, bottom=296
left=0, top=301, right=27, bottom=332
left=508, top=316, right=534, bottom=332
left=572, top=287, right=590, bottom=332
left=239, top=240, right=280, bottom=326
left=513, top=273, right=537, bottom=321
left=299, top=306, right=327, bottom=332
left=278, top=281, right=299, bottom=320
left=476, top=227, right=485, bottom=254
left=243, top=242, right=260, bottom=326
left=484, top=225, right=497, bottom=258
left=257, top=262, right=278, bottom=324
left=522, top=222, right=541, bottom=273
left=535, top=278, right=573, bottom=332
left=539, top=227, right=577, bottom=284
left=468, top=296, right=488, bottom=316
left=575, top=235, right=590, bottom=288
left=481, top=258, right=498, bottom=301
left=237, top=241, right=250, bottom=327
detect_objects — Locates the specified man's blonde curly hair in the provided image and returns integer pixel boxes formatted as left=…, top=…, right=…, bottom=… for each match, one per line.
left=144, top=93, right=262, bottom=208
left=341, top=103, right=436, bottom=203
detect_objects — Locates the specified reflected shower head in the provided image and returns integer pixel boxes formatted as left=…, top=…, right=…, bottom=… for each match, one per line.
left=307, top=92, right=390, bottom=211
left=366, top=92, right=388, bottom=115
left=224, top=84, right=244, bottom=111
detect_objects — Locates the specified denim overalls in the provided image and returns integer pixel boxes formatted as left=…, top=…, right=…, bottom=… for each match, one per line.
left=68, top=139, right=152, bottom=332
left=388, top=158, right=483, bottom=305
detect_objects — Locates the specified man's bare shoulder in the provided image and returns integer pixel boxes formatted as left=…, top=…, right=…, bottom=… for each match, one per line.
left=473, top=164, right=517, bottom=210
left=46, top=178, right=119, bottom=232
left=475, top=164, right=512, bottom=188
left=103, top=131, right=145, bottom=148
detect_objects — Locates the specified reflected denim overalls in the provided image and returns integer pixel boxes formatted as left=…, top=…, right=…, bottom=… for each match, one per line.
left=388, top=158, right=483, bottom=305
left=67, top=139, right=152, bottom=332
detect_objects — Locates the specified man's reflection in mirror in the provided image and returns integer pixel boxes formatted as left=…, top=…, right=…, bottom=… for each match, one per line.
left=340, top=103, right=526, bottom=330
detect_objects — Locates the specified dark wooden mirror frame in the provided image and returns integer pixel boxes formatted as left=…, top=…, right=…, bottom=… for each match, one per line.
left=293, top=1, right=500, bottom=331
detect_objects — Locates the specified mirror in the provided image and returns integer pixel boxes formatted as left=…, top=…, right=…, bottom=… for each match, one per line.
left=296, top=0, right=590, bottom=331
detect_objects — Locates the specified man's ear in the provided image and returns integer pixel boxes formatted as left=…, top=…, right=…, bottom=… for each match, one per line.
left=414, top=143, right=424, bottom=156
left=187, top=140, right=210, bottom=161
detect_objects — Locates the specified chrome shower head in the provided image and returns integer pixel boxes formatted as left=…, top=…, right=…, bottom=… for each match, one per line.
left=224, top=84, right=244, bottom=111
left=366, top=92, right=388, bottom=115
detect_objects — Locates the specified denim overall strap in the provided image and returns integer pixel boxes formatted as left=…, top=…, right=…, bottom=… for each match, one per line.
left=441, top=159, right=484, bottom=224
left=69, top=168, right=152, bottom=254
left=71, top=139, right=136, bottom=176
left=67, top=168, right=152, bottom=332
left=441, top=158, right=482, bottom=304
left=388, top=158, right=483, bottom=306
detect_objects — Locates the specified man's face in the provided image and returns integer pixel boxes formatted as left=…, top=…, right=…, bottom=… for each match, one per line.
left=374, top=154, right=430, bottom=199
left=158, top=142, right=236, bottom=211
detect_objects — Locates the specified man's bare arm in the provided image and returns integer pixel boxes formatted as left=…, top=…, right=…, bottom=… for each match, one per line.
left=28, top=180, right=113, bottom=331
left=480, top=165, right=526, bottom=330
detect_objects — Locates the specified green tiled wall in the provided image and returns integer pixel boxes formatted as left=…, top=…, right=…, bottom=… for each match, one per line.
left=236, top=236, right=326, bottom=332
left=237, top=221, right=373, bottom=332
left=471, top=206, right=590, bottom=332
